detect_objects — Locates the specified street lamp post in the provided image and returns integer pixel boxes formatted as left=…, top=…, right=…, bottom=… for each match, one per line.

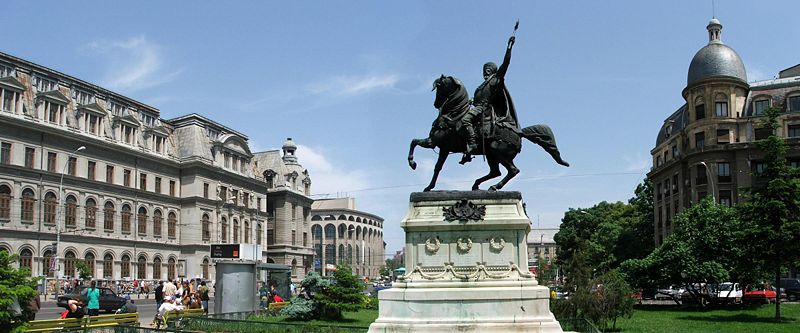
left=699, top=162, right=716, bottom=202
left=54, top=146, right=85, bottom=298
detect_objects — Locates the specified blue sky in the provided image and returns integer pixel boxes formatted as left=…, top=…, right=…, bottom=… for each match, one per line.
left=3, top=1, right=799, bottom=255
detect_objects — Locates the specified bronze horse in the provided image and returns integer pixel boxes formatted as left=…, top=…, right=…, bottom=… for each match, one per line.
left=408, top=75, right=569, bottom=192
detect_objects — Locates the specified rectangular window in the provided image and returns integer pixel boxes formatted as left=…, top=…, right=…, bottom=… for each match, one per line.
left=656, top=183, right=662, bottom=200
left=106, top=165, right=114, bottom=184
left=717, top=129, right=729, bottom=144
left=695, top=132, right=705, bottom=149
left=257, top=197, right=262, bottom=210
left=672, top=174, right=679, bottom=195
left=267, top=229, right=275, bottom=244
left=753, top=161, right=767, bottom=175
left=154, top=177, right=162, bottom=193
left=124, top=169, right=131, bottom=187
left=231, top=189, right=238, bottom=205
left=220, top=186, right=227, bottom=202
left=292, top=230, right=297, bottom=246
left=72, top=89, right=93, bottom=105
left=203, top=183, right=209, bottom=199
left=671, top=145, right=678, bottom=158
left=155, top=136, right=164, bottom=153
left=33, top=75, right=57, bottom=92
left=240, top=160, right=245, bottom=173
left=47, top=152, right=57, bottom=172
left=0, top=143, right=10, bottom=164
left=24, top=147, right=35, bottom=168
left=224, top=152, right=230, bottom=168
left=67, top=157, right=77, bottom=176
left=719, top=190, right=732, bottom=207
left=715, top=102, right=729, bottom=117
left=169, top=180, right=176, bottom=196
left=755, top=128, right=771, bottom=141
left=1, top=88, right=19, bottom=113
left=140, top=173, right=147, bottom=191
left=696, top=164, right=708, bottom=185
left=718, top=162, right=731, bottom=183
left=754, top=99, right=770, bottom=115
left=696, top=104, right=706, bottom=120
left=790, top=96, right=800, bottom=112
left=0, top=62, right=14, bottom=77
left=47, top=102, right=61, bottom=124
left=303, top=232, right=308, bottom=246
left=788, top=125, right=800, bottom=138
left=87, top=161, right=96, bottom=180
left=88, top=115, right=100, bottom=135
left=664, top=178, right=671, bottom=197
left=108, top=100, right=125, bottom=117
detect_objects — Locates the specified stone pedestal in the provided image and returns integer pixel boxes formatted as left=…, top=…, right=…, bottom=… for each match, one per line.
left=369, top=191, right=563, bottom=333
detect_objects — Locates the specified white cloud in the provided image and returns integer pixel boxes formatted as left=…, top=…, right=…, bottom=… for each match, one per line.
left=296, top=144, right=372, bottom=197
left=306, top=74, right=399, bottom=97
left=82, top=36, right=182, bottom=92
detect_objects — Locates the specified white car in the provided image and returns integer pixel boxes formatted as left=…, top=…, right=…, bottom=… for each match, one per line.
left=656, top=286, right=684, bottom=300
left=718, top=282, right=742, bottom=304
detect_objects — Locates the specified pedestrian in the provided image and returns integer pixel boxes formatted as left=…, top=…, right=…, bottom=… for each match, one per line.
left=155, top=280, right=164, bottom=311
left=86, top=280, right=101, bottom=316
left=198, top=281, right=210, bottom=314
left=290, top=282, right=296, bottom=296
left=26, top=292, right=41, bottom=320
left=163, top=278, right=176, bottom=298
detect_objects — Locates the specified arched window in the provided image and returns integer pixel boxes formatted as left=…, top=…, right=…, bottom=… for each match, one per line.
left=356, top=226, right=362, bottom=240
left=65, top=195, right=77, bottom=227
left=348, top=225, right=354, bottom=239
left=21, top=189, right=35, bottom=222
left=121, top=255, right=130, bottom=278
left=324, top=244, right=335, bottom=264
left=202, top=258, right=209, bottom=280
left=137, top=207, right=147, bottom=235
left=338, top=224, right=345, bottom=238
left=312, top=225, right=322, bottom=240
left=221, top=217, right=228, bottom=243
left=0, top=185, right=11, bottom=220
left=168, top=258, right=176, bottom=280
left=338, top=244, right=345, bottom=263
left=153, top=210, right=162, bottom=237
left=137, top=255, right=146, bottom=279
left=256, top=223, right=263, bottom=245
left=233, top=220, right=240, bottom=243
left=695, top=96, right=706, bottom=120
left=244, top=221, right=250, bottom=243
left=43, top=192, right=57, bottom=225
left=324, top=224, right=335, bottom=241
left=291, top=259, right=297, bottom=277
left=20, top=248, right=33, bottom=274
left=85, top=198, right=97, bottom=228
left=153, top=257, right=162, bottom=279
left=104, top=202, right=115, bottom=231
left=84, top=252, right=95, bottom=278
left=168, top=212, right=177, bottom=239
left=356, top=245, right=361, bottom=265
left=103, top=253, right=113, bottom=279
left=43, top=249, right=54, bottom=278
left=202, top=214, right=211, bottom=241
left=121, top=205, right=132, bottom=233
left=347, top=244, right=353, bottom=264
left=64, top=251, right=76, bottom=278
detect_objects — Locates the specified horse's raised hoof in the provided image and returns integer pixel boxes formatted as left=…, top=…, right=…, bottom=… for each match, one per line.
left=488, top=185, right=499, bottom=192
left=423, top=187, right=432, bottom=192
left=409, top=160, right=417, bottom=170
left=471, top=185, right=480, bottom=191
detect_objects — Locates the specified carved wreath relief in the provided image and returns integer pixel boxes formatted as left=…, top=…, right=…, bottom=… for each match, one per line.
left=489, top=237, right=506, bottom=253
left=443, top=199, right=486, bottom=222
left=456, top=237, right=473, bottom=253
left=425, top=237, right=441, bottom=254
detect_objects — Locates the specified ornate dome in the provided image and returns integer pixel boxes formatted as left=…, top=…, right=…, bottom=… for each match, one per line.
left=686, top=18, right=747, bottom=87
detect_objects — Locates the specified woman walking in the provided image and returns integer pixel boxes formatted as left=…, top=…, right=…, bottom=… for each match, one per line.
left=86, top=280, right=101, bottom=316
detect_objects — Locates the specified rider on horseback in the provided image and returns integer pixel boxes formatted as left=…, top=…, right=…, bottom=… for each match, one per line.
left=463, top=35, right=518, bottom=156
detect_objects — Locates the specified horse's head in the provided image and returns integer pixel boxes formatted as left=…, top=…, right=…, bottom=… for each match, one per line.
left=432, top=75, right=458, bottom=109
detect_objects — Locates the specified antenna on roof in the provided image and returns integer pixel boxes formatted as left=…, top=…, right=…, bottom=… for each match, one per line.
left=712, top=0, right=716, bottom=18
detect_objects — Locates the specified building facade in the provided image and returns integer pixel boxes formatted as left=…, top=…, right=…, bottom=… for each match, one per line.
left=648, top=18, right=800, bottom=245
left=310, top=197, right=384, bottom=278
left=526, top=228, right=558, bottom=266
left=0, top=52, right=315, bottom=286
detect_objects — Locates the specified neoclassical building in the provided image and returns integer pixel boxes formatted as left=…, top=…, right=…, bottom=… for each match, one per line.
left=310, top=197, right=384, bottom=278
left=648, top=18, right=800, bottom=245
left=0, top=51, right=315, bottom=286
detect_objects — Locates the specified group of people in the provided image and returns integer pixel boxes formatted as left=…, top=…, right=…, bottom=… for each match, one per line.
left=258, top=282, right=285, bottom=309
left=154, top=278, right=211, bottom=316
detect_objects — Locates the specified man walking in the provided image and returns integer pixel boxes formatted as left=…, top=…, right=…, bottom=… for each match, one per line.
left=163, top=278, right=177, bottom=299
left=198, top=281, right=210, bottom=315
left=155, top=281, right=164, bottom=311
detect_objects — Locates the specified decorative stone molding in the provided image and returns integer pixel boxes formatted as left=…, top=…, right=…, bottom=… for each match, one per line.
left=456, top=236, right=473, bottom=253
left=442, top=199, right=486, bottom=222
left=424, top=237, right=441, bottom=254
left=489, top=237, right=506, bottom=253
left=399, top=262, right=534, bottom=281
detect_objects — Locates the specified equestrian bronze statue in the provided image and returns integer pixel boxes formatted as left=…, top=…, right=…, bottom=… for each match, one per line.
left=407, top=28, right=569, bottom=192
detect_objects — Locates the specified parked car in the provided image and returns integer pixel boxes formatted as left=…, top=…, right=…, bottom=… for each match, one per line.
left=680, top=283, right=718, bottom=306
left=779, top=278, right=800, bottom=301
left=655, top=286, right=685, bottom=300
left=742, top=284, right=777, bottom=304
left=57, top=286, right=127, bottom=313
left=717, top=282, right=742, bottom=304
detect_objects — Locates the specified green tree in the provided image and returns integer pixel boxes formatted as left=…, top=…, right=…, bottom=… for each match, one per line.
left=380, top=258, right=401, bottom=277
left=738, top=107, right=800, bottom=321
left=0, top=251, right=40, bottom=333
left=315, top=264, right=364, bottom=320
left=621, top=198, right=747, bottom=305
left=583, top=270, right=636, bottom=332
left=74, top=259, right=92, bottom=280
left=282, top=272, right=330, bottom=320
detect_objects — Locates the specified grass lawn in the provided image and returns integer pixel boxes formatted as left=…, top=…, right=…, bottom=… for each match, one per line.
left=613, top=304, right=799, bottom=332
left=251, top=309, right=378, bottom=327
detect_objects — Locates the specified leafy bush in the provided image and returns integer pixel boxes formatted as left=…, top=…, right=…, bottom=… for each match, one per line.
left=0, top=251, right=40, bottom=333
left=315, top=264, right=364, bottom=320
left=281, top=296, right=318, bottom=320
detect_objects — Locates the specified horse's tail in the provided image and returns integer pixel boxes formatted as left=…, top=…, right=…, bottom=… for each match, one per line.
left=521, top=124, right=570, bottom=167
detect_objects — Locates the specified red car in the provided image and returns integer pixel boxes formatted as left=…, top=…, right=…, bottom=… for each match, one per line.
left=742, top=285, right=777, bottom=304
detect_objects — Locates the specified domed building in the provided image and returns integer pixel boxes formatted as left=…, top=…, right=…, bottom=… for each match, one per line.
left=648, top=18, right=800, bottom=246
